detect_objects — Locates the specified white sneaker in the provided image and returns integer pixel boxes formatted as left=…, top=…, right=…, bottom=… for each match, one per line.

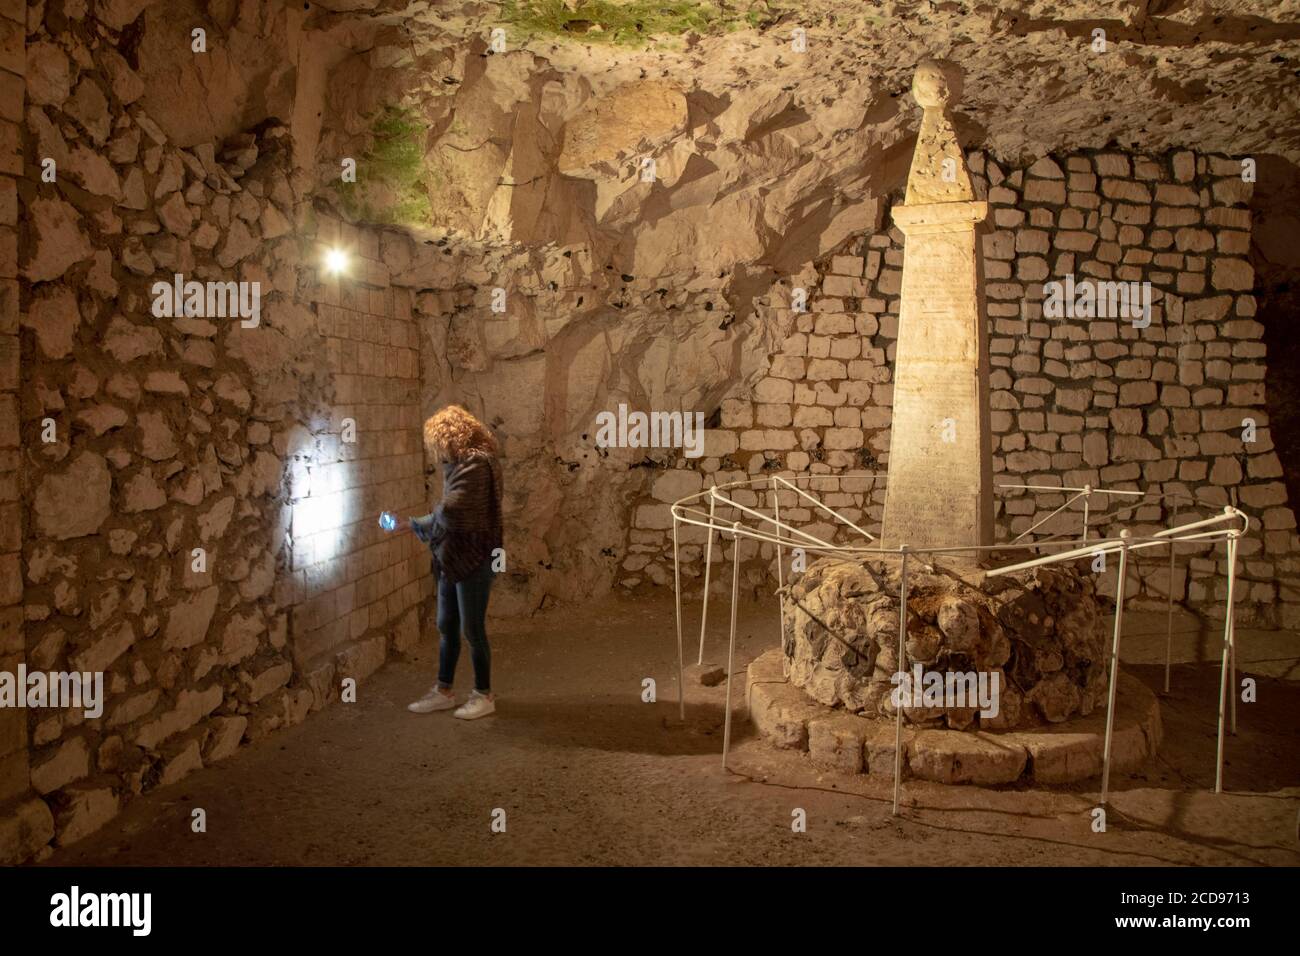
left=408, top=686, right=456, bottom=713
left=453, top=690, right=496, bottom=720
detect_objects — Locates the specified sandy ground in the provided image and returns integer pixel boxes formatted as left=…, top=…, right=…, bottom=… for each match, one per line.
left=42, top=593, right=1300, bottom=867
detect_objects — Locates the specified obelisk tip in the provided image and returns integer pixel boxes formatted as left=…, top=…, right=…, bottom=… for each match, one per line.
left=912, top=59, right=963, bottom=111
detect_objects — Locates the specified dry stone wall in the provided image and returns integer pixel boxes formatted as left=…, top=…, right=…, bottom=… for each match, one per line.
left=627, top=148, right=1299, bottom=628
left=1, top=5, right=428, bottom=862
left=0, top=0, right=41, bottom=863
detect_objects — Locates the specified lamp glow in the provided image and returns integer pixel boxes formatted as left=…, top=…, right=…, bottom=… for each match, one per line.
left=324, top=247, right=349, bottom=275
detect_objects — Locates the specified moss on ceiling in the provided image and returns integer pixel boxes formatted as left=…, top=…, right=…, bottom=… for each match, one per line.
left=500, top=0, right=780, bottom=46
left=332, top=105, right=432, bottom=227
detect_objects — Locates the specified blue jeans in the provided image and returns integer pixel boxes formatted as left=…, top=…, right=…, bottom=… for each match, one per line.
left=436, top=557, right=495, bottom=693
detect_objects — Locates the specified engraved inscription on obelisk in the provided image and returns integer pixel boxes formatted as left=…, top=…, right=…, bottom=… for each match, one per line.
left=880, top=60, right=994, bottom=553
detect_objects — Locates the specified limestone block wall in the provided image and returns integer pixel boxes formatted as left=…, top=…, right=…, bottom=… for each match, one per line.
left=1, top=5, right=429, bottom=861
left=627, top=148, right=1299, bottom=627
left=285, top=214, right=427, bottom=703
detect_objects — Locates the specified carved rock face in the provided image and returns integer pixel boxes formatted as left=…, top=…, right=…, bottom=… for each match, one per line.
left=781, top=557, right=1105, bottom=730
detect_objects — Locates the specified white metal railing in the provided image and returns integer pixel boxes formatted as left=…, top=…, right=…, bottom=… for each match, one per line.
left=668, top=473, right=1251, bottom=815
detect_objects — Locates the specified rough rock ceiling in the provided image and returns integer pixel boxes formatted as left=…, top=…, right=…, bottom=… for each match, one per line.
left=372, top=0, right=1300, bottom=162
left=304, top=0, right=1300, bottom=262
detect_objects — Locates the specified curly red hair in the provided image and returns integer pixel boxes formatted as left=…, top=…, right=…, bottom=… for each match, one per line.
left=423, top=405, right=498, bottom=462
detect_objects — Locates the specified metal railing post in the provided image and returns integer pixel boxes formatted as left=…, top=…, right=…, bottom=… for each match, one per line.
left=673, top=518, right=685, bottom=721
left=697, top=492, right=717, bottom=665
left=1100, top=530, right=1130, bottom=807
left=772, top=476, right=786, bottom=647
left=892, top=545, right=909, bottom=817
left=1216, top=533, right=1239, bottom=793
left=1164, top=494, right=1180, bottom=694
left=1229, top=530, right=1239, bottom=737
left=722, top=521, right=742, bottom=771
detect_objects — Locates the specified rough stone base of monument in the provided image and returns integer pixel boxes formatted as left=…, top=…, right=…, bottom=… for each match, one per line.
left=783, top=556, right=1109, bottom=730
left=747, top=649, right=1163, bottom=785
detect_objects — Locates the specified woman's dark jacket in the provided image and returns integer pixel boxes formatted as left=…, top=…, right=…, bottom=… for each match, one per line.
left=410, top=452, right=504, bottom=584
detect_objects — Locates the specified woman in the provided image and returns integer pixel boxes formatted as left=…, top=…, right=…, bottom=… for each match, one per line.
left=395, top=405, right=504, bottom=720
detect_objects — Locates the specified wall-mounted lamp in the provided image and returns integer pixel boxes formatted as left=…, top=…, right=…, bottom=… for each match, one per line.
left=324, top=247, right=349, bottom=276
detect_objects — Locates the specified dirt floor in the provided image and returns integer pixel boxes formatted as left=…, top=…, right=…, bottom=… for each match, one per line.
left=42, top=592, right=1300, bottom=867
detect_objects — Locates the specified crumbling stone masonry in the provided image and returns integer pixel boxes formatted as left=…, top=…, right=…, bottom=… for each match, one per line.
left=784, top=558, right=1104, bottom=730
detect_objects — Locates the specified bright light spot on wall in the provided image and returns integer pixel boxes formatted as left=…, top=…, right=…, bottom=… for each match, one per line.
left=324, top=247, right=349, bottom=276
left=290, top=447, right=358, bottom=571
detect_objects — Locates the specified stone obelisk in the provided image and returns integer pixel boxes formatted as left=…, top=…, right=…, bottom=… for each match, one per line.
left=880, top=61, right=994, bottom=555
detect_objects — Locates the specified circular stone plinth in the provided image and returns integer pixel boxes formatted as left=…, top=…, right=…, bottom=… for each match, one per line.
left=783, top=556, right=1105, bottom=730
left=746, top=648, right=1162, bottom=785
